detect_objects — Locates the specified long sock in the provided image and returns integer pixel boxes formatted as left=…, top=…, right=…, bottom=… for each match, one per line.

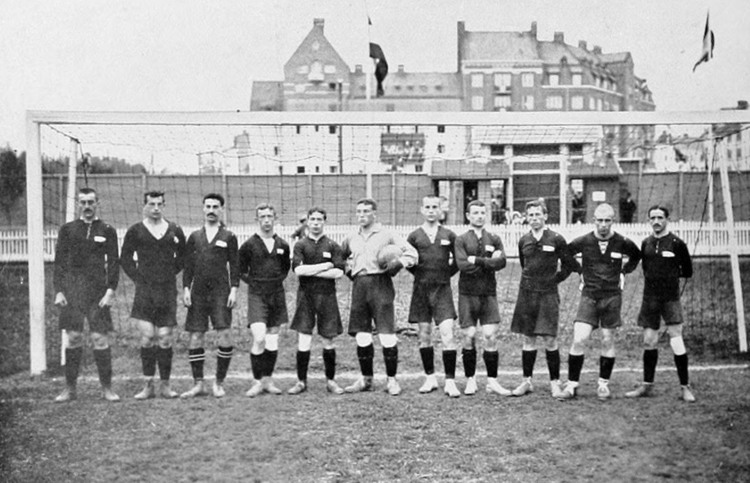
left=546, top=349, right=560, bottom=381
left=357, top=344, right=374, bottom=377
left=141, top=346, right=157, bottom=377
left=522, top=349, right=537, bottom=378
left=463, top=348, right=477, bottom=378
left=323, top=348, right=336, bottom=380
left=644, top=349, right=659, bottom=383
left=568, top=354, right=584, bottom=382
left=216, top=346, right=233, bottom=383
left=383, top=346, right=398, bottom=377
left=483, top=350, right=499, bottom=378
left=674, top=353, right=689, bottom=386
left=156, top=346, right=173, bottom=381
left=93, top=347, right=113, bottom=388
left=420, top=347, right=435, bottom=375
left=443, top=349, right=457, bottom=379
left=250, top=353, right=263, bottom=380
left=188, top=348, right=206, bottom=382
left=264, top=350, right=278, bottom=377
left=599, top=356, right=615, bottom=381
left=65, top=347, right=83, bottom=387
left=297, top=350, right=311, bottom=382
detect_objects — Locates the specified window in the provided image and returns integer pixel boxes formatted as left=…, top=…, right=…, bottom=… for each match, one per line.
left=545, top=95, right=563, bottom=109
left=522, top=95, right=534, bottom=110
left=472, top=95, right=484, bottom=110
left=589, top=98, right=596, bottom=110
left=435, top=85, right=443, bottom=91
left=386, top=103, right=395, bottom=112
left=297, top=166, right=306, bottom=174
left=437, top=125, right=445, bottom=133
left=414, top=164, right=423, bottom=173
left=420, top=85, right=428, bottom=92
left=571, top=96, right=584, bottom=110
left=297, top=65, right=309, bottom=74
left=596, top=99, right=602, bottom=111
left=329, top=125, right=337, bottom=134
left=494, top=72, right=512, bottom=91
left=572, top=74, right=582, bottom=86
left=548, top=74, right=559, bottom=86
left=329, top=166, right=338, bottom=174
left=296, top=125, right=301, bottom=134
left=315, top=166, right=320, bottom=173
left=737, top=148, right=742, bottom=159
left=273, top=146, right=280, bottom=156
left=727, top=149, right=733, bottom=160
left=493, top=95, right=511, bottom=111
left=394, top=85, right=402, bottom=91
left=294, top=84, right=306, bottom=93
left=328, top=82, right=337, bottom=90
left=603, top=100, right=610, bottom=111
left=437, top=144, right=445, bottom=154
left=471, top=73, right=484, bottom=88
left=522, top=73, right=534, bottom=87
left=309, top=61, right=323, bottom=81
left=490, top=145, right=505, bottom=156
left=324, top=64, right=336, bottom=74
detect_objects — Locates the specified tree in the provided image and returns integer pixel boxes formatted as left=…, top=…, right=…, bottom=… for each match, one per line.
left=0, top=149, right=26, bottom=226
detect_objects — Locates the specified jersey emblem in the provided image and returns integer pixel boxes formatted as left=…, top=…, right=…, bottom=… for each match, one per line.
left=662, top=251, right=675, bottom=257
left=611, top=252, right=622, bottom=259
left=484, top=244, right=495, bottom=253
left=323, top=251, right=332, bottom=258
left=440, top=239, right=451, bottom=246
left=215, top=240, right=227, bottom=248
left=542, top=245, right=555, bottom=252
left=94, top=235, right=106, bottom=243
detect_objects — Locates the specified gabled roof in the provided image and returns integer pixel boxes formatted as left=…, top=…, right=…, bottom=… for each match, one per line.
left=283, top=20, right=349, bottom=77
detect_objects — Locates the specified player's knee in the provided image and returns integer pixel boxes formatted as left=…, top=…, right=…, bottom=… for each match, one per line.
left=66, top=331, right=84, bottom=348
left=542, top=336, right=557, bottom=351
left=265, top=333, right=279, bottom=351
left=378, top=333, right=398, bottom=348
left=669, top=335, right=686, bottom=355
left=298, top=333, right=313, bottom=352
left=355, top=332, right=373, bottom=347
left=90, top=332, right=109, bottom=350
left=418, top=327, right=432, bottom=347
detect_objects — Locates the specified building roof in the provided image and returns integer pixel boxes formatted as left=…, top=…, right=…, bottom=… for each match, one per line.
left=349, top=71, right=461, bottom=99
left=462, top=31, right=540, bottom=62
left=473, top=125, right=604, bottom=145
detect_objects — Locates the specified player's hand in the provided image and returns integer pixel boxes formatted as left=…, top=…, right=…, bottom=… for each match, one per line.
left=98, top=289, right=115, bottom=308
left=183, top=288, right=192, bottom=307
left=619, top=273, right=625, bottom=290
left=227, top=288, right=237, bottom=309
left=54, top=292, right=68, bottom=307
left=386, top=259, right=404, bottom=277
left=467, top=256, right=476, bottom=264
left=491, top=250, right=503, bottom=259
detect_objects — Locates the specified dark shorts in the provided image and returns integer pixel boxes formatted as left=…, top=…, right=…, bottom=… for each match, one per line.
left=348, top=274, right=395, bottom=335
left=511, top=288, right=560, bottom=337
left=185, top=289, right=232, bottom=332
left=638, top=296, right=684, bottom=329
left=458, top=294, right=500, bottom=329
left=575, top=293, right=622, bottom=329
left=408, top=283, right=457, bottom=324
left=131, top=282, right=177, bottom=327
left=247, top=290, right=289, bottom=328
left=58, top=290, right=113, bottom=334
left=291, top=290, right=343, bottom=339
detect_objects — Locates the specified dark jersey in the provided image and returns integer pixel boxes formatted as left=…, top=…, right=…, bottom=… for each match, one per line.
left=121, top=221, right=186, bottom=285
left=641, top=232, right=692, bottom=300
left=238, top=233, right=291, bottom=294
left=568, top=231, right=641, bottom=298
left=406, top=225, right=458, bottom=285
left=292, top=235, right=344, bottom=294
left=455, top=229, right=506, bottom=296
left=517, top=229, right=576, bottom=292
left=183, top=225, right=240, bottom=295
left=54, top=219, right=119, bottom=295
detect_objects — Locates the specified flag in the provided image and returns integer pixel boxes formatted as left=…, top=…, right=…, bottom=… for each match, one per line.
left=693, top=11, right=715, bottom=72
left=368, top=16, right=388, bottom=97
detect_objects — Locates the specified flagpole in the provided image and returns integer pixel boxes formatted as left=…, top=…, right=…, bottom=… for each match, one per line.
left=366, top=15, right=372, bottom=102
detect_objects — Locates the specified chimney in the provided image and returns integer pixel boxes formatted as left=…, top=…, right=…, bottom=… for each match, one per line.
left=593, top=45, right=602, bottom=55
left=578, top=40, right=587, bottom=50
left=553, top=32, right=564, bottom=43
left=397, top=65, right=405, bottom=73
left=313, top=18, right=324, bottom=32
left=457, top=21, right=466, bottom=72
left=530, top=21, right=537, bottom=38
left=354, top=64, right=363, bottom=74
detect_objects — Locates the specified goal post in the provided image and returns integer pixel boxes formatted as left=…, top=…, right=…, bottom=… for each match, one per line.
left=25, top=109, right=750, bottom=374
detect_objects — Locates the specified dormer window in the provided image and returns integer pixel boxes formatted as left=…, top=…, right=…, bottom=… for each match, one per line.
left=308, top=61, right=323, bottom=82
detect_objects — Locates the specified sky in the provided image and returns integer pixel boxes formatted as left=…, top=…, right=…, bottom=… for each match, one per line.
left=1, top=0, right=749, bottom=154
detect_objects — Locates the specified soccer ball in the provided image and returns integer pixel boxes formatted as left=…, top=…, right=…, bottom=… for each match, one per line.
left=377, top=244, right=402, bottom=269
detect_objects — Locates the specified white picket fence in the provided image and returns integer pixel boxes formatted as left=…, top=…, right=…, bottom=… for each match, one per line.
left=2, top=221, right=750, bottom=262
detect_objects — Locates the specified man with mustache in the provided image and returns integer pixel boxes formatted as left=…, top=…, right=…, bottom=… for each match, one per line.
left=626, top=205, right=696, bottom=402
left=53, top=187, right=120, bottom=402
left=181, top=193, right=239, bottom=399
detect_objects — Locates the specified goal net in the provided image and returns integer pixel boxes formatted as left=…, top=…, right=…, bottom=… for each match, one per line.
left=21, top=110, right=750, bottom=373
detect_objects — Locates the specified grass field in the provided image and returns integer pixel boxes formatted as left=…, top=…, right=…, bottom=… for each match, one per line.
left=1, top=259, right=750, bottom=481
